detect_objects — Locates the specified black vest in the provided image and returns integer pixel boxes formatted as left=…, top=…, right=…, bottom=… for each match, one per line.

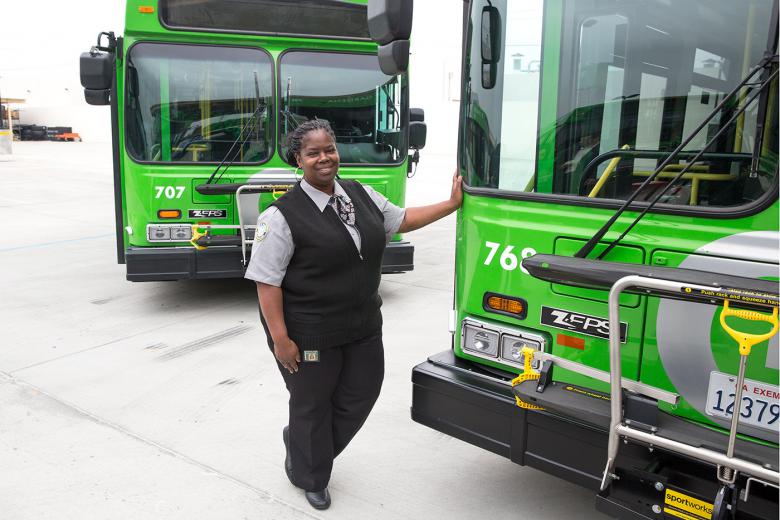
left=270, top=180, right=386, bottom=349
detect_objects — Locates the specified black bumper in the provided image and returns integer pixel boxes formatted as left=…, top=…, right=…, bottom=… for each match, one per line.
left=125, top=240, right=414, bottom=281
left=412, top=351, right=779, bottom=520
left=412, top=350, right=607, bottom=490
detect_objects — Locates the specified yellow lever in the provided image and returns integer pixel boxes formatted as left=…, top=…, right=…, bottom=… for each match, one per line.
left=719, top=299, right=779, bottom=356
left=190, top=225, right=208, bottom=251
left=510, top=347, right=545, bottom=410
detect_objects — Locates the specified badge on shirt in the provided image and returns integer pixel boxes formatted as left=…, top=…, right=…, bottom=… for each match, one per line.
left=255, top=222, right=269, bottom=242
left=303, top=350, right=320, bottom=363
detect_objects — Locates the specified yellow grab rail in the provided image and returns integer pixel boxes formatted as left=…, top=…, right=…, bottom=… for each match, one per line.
left=587, top=144, right=630, bottom=198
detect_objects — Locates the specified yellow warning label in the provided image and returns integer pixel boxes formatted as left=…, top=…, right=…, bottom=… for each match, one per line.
left=664, top=489, right=713, bottom=519
left=681, top=286, right=779, bottom=307
left=564, top=385, right=610, bottom=401
left=663, top=507, right=704, bottom=520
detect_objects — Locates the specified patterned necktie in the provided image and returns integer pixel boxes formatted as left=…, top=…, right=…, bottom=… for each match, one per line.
left=328, top=194, right=356, bottom=226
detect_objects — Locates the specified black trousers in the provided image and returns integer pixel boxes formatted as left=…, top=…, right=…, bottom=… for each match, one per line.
left=271, top=331, right=385, bottom=491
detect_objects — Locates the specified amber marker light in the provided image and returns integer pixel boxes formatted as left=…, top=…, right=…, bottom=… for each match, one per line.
left=157, top=209, right=181, bottom=219
left=139, top=6, right=155, bottom=13
left=483, top=292, right=528, bottom=319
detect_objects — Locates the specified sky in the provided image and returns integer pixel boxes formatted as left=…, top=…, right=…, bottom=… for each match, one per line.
left=0, top=1, right=463, bottom=148
left=1, top=1, right=125, bottom=107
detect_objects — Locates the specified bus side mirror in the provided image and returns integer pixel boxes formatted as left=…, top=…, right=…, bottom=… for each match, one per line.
left=409, top=108, right=426, bottom=149
left=409, top=121, right=426, bottom=150
left=80, top=32, right=116, bottom=106
left=80, top=51, right=113, bottom=90
left=84, top=89, right=111, bottom=105
left=481, top=7, right=501, bottom=89
left=368, top=0, right=413, bottom=75
left=377, top=40, right=410, bottom=76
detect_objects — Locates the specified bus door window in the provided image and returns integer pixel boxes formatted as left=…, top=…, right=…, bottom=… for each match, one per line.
left=554, top=0, right=776, bottom=208
left=459, top=0, right=544, bottom=191
left=559, top=12, right=628, bottom=196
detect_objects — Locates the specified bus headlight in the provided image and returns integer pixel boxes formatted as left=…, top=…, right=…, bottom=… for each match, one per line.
left=462, top=322, right=499, bottom=357
left=147, top=224, right=192, bottom=242
left=501, top=335, right=542, bottom=369
left=461, top=317, right=546, bottom=367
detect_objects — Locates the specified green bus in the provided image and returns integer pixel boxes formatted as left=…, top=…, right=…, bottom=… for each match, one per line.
left=372, top=1, right=778, bottom=519
left=79, top=0, right=425, bottom=281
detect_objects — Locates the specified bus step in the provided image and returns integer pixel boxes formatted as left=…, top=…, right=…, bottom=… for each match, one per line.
left=513, top=379, right=611, bottom=430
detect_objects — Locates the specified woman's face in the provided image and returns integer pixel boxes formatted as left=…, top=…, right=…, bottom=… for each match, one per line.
left=296, top=129, right=340, bottom=191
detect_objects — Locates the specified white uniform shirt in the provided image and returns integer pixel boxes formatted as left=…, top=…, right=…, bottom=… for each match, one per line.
left=244, top=178, right=406, bottom=286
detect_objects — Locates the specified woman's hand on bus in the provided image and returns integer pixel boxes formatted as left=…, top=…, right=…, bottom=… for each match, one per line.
left=274, top=336, right=300, bottom=374
left=449, top=169, right=463, bottom=210
left=397, top=168, right=464, bottom=233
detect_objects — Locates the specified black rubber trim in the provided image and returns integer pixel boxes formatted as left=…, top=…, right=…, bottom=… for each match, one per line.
left=125, top=240, right=414, bottom=281
left=111, top=38, right=125, bottom=264
left=125, top=246, right=245, bottom=281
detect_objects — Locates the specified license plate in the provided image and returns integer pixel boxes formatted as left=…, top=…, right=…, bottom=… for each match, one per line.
left=705, top=371, right=779, bottom=433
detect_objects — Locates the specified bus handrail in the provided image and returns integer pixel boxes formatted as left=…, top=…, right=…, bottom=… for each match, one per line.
left=581, top=149, right=753, bottom=186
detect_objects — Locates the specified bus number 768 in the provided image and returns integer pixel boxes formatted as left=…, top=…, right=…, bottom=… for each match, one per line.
left=483, top=241, right=536, bottom=275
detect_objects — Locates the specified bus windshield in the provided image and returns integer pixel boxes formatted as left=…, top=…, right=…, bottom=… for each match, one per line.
left=279, top=51, right=408, bottom=165
left=461, top=0, right=778, bottom=208
left=125, top=43, right=274, bottom=164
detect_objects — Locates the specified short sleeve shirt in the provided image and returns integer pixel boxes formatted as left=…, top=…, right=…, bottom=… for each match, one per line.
left=244, top=179, right=405, bottom=286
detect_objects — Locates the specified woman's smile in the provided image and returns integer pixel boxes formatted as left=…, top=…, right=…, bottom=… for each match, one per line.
left=297, top=129, right=341, bottom=193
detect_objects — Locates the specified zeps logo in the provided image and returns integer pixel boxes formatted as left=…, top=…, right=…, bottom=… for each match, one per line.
left=541, top=306, right=627, bottom=342
left=188, top=209, right=226, bottom=219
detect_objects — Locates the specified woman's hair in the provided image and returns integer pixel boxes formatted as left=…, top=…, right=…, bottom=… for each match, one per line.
left=285, top=119, right=337, bottom=165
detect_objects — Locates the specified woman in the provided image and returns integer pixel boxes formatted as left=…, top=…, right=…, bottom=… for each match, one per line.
left=245, top=119, right=462, bottom=510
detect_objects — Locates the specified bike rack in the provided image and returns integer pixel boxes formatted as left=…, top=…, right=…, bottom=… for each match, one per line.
left=192, top=175, right=296, bottom=265
left=601, top=275, right=780, bottom=491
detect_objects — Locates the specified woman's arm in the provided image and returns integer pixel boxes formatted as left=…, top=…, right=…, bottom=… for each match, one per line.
left=398, top=171, right=463, bottom=233
left=257, top=282, right=300, bottom=373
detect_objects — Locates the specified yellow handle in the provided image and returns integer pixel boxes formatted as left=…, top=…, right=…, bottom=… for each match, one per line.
left=510, top=346, right=544, bottom=410
left=719, top=299, right=779, bottom=356
left=190, top=225, right=208, bottom=251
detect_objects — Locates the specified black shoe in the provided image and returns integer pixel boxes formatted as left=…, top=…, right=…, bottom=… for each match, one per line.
left=282, top=426, right=295, bottom=487
left=304, top=488, right=331, bottom=510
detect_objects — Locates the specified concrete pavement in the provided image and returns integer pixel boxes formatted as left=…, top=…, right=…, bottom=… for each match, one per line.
left=0, top=141, right=608, bottom=519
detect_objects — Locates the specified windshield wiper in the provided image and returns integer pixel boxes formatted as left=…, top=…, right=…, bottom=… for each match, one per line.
left=576, top=53, right=778, bottom=260
left=205, top=71, right=266, bottom=185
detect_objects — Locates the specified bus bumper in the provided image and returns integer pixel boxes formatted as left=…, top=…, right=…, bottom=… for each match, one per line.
left=412, top=349, right=607, bottom=490
left=412, top=350, right=779, bottom=520
left=124, top=240, right=414, bottom=281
